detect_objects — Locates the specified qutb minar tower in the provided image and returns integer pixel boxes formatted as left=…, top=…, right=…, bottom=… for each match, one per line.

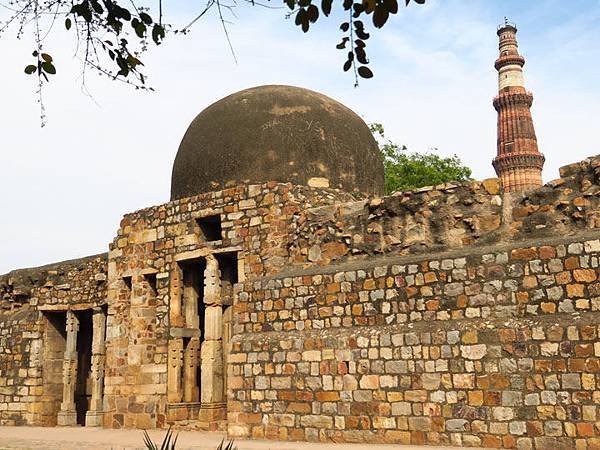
left=492, top=20, right=545, bottom=192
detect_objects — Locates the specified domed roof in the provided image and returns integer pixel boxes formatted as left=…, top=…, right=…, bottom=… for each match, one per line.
left=170, top=85, right=384, bottom=200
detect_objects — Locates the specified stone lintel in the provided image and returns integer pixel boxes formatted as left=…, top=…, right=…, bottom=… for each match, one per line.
left=119, top=267, right=159, bottom=278
left=175, top=248, right=211, bottom=262
left=175, top=246, right=242, bottom=263
left=38, top=303, right=98, bottom=311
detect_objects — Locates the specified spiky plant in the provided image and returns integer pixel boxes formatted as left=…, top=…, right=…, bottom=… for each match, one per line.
left=216, top=438, right=237, bottom=450
left=142, top=426, right=179, bottom=450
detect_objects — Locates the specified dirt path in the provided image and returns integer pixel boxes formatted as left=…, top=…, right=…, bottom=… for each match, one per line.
left=0, top=427, right=478, bottom=450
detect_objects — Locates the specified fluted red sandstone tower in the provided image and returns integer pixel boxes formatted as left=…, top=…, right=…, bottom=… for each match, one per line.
left=492, top=21, right=545, bottom=192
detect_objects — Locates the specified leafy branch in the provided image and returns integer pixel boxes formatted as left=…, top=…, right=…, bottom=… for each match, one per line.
left=0, top=0, right=427, bottom=121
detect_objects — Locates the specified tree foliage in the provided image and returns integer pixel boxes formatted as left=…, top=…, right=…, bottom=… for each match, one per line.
left=370, top=123, right=473, bottom=195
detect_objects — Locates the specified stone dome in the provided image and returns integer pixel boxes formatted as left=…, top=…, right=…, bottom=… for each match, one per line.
left=170, top=85, right=384, bottom=200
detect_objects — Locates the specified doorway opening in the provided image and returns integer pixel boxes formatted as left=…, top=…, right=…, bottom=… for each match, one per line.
left=75, top=309, right=93, bottom=425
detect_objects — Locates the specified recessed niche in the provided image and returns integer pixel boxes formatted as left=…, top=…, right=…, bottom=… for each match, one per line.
left=195, top=215, right=222, bottom=242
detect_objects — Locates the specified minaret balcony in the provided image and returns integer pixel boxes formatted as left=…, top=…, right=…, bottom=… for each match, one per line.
left=494, top=54, right=525, bottom=70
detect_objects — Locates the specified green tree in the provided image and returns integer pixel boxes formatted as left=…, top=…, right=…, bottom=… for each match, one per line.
left=370, top=123, right=472, bottom=195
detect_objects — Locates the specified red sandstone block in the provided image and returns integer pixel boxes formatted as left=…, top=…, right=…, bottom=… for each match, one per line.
left=503, top=435, right=517, bottom=448
left=489, top=374, right=510, bottom=389
left=577, top=423, right=595, bottom=437
left=569, top=359, right=586, bottom=372
left=540, top=246, right=557, bottom=259
left=240, top=413, right=263, bottom=424
left=576, top=344, right=594, bottom=357
left=567, top=284, right=585, bottom=298
left=484, top=391, right=501, bottom=406
left=315, top=391, right=340, bottom=401
left=574, top=269, right=598, bottom=283
left=482, top=435, right=503, bottom=448
left=586, top=359, right=600, bottom=373
left=556, top=271, right=573, bottom=285
left=287, top=402, right=311, bottom=414
left=296, top=391, right=313, bottom=401
left=511, top=247, right=538, bottom=260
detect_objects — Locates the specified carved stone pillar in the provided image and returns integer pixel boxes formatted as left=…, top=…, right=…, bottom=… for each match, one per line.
left=170, top=265, right=184, bottom=327
left=85, top=308, right=106, bottom=426
left=183, top=337, right=200, bottom=402
left=57, top=310, right=79, bottom=426
left=183, top=270, right=200, bottom=329
left=199, top=255, right=226, bottom=423
left=167, top=338, right=184, bottom=403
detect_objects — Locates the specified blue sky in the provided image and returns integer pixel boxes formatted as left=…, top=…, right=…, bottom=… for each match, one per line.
left=0, top=0, right=599, bottom=273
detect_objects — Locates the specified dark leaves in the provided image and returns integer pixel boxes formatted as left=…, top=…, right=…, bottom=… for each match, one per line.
left=131, top=18, right=147, bottom=38
left=307, top=5, right=319, bottom=23
left=355, top=45, right=368, bottom=64
left=41, top=61, right=56, bottom=74
left=24, top=65, right=37, bottom=75
left=152, top=24, right=165, bottom=45
left=65, top=18, right=72, bottom=30
left=321, top=0, right=332, bottom=16
left=90, top=0, right=103, bottom=14
left=384, top=0, right=398, bottom=14
left=372, top=6, right=389, bottom=28
left=139, top=12, right=153, bottom=25
left=357, top=65, right=373, bottom=78
left=336, top=37, right=349, bottom=49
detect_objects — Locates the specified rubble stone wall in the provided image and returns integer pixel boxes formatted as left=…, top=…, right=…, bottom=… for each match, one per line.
left=0, top=255, right=107, bottom=425
left=228, top=235, right=600, bottom=449
left=0, top=254, right=107, bottom=311
left=286, top=155, right=600, bottom=269
left=228, top=155, right=600, bottom=449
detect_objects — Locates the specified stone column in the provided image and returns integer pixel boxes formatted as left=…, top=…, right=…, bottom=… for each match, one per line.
left=57, top=310, right=79, bottom=426
left=170, top=265, right=184, bottom=327
left=183, top=337, right=200, bottom=402
left=167, top=338, right=184, bottom=403
left=85, top=308, right=106, bottom=426
left=183, top=269, right=200, bottom=329
left=199, top=254, right=226, bottom=423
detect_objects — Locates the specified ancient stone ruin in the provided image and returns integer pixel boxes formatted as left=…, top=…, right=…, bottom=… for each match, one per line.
left=1, top=24, right=599, bottom=450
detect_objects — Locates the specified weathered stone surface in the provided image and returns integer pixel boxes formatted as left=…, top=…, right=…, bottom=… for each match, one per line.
left=171, top=85, right=385, bottom=200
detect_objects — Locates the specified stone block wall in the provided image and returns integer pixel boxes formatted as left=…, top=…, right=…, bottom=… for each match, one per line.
left=0, top=255, right=107, bottom=426
left=0, top=308, right=41, bottom=425
left=104, top=183, right=353, bottom=429
left=228, top=236, right=600, bottom=449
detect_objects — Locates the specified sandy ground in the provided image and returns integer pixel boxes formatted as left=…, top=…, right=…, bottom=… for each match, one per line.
left=0, top=427, right=479, bottom=450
